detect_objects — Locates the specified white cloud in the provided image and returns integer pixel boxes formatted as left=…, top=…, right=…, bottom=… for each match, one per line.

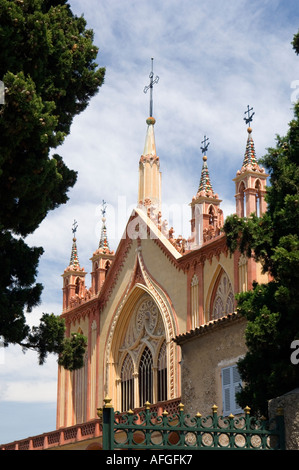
left=0, top=380, right=57, bottom=403
left=0, top=342, right=57, bottom=403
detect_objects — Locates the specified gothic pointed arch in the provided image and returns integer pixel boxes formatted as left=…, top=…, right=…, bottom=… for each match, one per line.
left=255, top=179, right=262, bottom=216
left=206, top=265, right=234, bottom=322
left=120, top=353, right=134, bottom=412
left=190, top=274, right=199, bottom=329
left=104, top=249, right=180, bottom=410
left=238, top=181, right=246, bottom=217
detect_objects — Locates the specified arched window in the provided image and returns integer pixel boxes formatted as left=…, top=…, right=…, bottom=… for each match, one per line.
left=105, top=260, right=111, bottom=278
left=209, top=205, right=215, bottom=226
left=239, top=181, right=246, bottom=218
left=211, top=271, right=234, bottom=320
left=157, top=341, right=167, bottom=402
left=75, top=277, right=80, bottom=295
left=139, top=347, right=153, bottom=406
left=238, top=254, right=248, bottom=293
left=190, top=275, right=199, bottom=329
left=255, top=180, right=261, bottom=217
left=117, top=294, right=168, bottom=410
left=121, top=354, right=134, bottom=412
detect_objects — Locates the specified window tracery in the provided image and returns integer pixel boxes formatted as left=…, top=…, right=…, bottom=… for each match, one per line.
left=212, top=271, right=234, bottom=320
left=139, top=347, right=153, bottom=406
left=118, top=294, right=167, bottom=411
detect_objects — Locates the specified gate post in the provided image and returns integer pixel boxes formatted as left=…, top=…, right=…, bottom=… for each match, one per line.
left=275, top=407, right=286, bottom=450
left=102, top=397, right=114, bottom=450
left=268, top=389, right=299, bottom=450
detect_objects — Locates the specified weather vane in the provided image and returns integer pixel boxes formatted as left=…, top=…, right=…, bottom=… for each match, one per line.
left=72, top=219, right=78, bottom=236
left=200, top=135, right=210, bottom=154
left=101, top=200, right=107, bottom=218
left=244, top=105, right=255, bottom=126
left=143, top=58, right=159, bottom=117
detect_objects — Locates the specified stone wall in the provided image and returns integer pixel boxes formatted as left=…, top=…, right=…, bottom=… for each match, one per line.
left=268, top=388, right=299, bottom=450
left=176, top=313, right=247, bottom=417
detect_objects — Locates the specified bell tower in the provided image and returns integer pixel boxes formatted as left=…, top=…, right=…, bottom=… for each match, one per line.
left=190, top=136, right=223, bottom=247
left=62, top=220, right=87, bottom=311
left=234, top=106, right=268, bottom=217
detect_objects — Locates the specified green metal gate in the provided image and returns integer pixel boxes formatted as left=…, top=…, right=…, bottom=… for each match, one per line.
left=99, top=398, right=285, bottom=450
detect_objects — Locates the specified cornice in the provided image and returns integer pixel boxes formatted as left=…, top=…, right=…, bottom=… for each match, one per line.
left=178, top=233, right=228, bottom=272
left=61, top=297, right=98, bottom=326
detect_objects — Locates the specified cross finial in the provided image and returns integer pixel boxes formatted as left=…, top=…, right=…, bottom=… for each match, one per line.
left=72, top=219, right=78, bottom=237
left=143, top=58, right=159, bottom=117
left=101, top=200, right=107, bottom=218
left=244, top=105, right=255, bottom=126
left=201, top=135, right=210, bottom=155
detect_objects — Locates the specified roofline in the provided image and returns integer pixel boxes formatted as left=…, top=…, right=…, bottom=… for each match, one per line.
left=173, top=312, right=245, bottom=345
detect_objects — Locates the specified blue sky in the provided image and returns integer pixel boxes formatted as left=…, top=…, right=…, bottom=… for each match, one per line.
left=0, top=0, right=298, bottom=445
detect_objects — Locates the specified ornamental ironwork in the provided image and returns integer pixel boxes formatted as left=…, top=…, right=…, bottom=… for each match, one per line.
left=100, top=400, right=285, bottom=450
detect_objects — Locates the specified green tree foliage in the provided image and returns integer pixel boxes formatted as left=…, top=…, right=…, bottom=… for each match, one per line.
left=0, top=0, right=105, bottom=369
left=223, top=32, right=299, bottom=416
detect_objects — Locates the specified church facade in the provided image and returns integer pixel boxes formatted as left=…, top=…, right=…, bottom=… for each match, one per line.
left=56, top=95, right=269, bottom=432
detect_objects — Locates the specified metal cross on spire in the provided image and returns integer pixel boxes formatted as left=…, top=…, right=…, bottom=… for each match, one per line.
left=200, top=135, right=210, bottom=154
left=244, top=105, right=255, bottom=126
left=72, top=219, right=78, bottom=237
left=101, top=200, right=107, bottom=218
left=143, top=58, right=159, bottom=117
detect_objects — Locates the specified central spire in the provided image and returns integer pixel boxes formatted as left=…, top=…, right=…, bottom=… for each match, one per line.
left=138, top=59, right=161, bottom=211
left=143, top=116, right=157, bottom=156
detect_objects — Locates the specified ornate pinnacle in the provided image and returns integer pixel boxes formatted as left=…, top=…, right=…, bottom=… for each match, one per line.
left=69, top=219, right=80, bottom=268
left=99, top=200, right=110, bottom=251
left=198, top=137, right=214, bottom=195
left=242, top=112, right=258, bottom=168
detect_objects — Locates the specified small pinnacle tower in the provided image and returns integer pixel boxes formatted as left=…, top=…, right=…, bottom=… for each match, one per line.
left=90, top=201, right=114, bottom=295
left=234, top=106, right=268, bottom=218
left=190, top=136, right=223, bottom=247
left=62, top=220, right=86, bottom=311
